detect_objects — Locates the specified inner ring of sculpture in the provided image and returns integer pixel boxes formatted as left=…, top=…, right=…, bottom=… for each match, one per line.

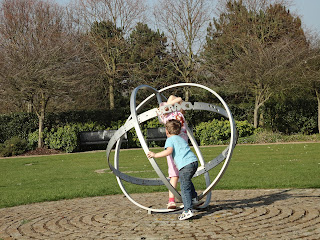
left=106, top=83, right=237, bottom=213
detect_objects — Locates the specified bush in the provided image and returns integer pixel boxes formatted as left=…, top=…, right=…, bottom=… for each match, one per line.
left=0, top=137, right=28, bottom=157
left=49, top=122, right=106, bottom=152
left=0, top=113, right=38, bottom=144
left=237, top=131, right=320, bottom=144
left=194, top=119, right=255, bottom=145
left=27, top=130, right=44, bottom=150
left=45, top=125, right=79, bottom=153
left=27, top=122, right=106, bottom=153
left=264, top=98, right=317, bottom=134
left=0, top=108, right=130, bottom=144
left=0, top=143, right=4, bottom=155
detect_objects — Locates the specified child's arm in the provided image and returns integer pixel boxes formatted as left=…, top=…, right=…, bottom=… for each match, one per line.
left=167, top=95, right=185, bottom=115
left=147, top=147, right=173, bottom=159
left=167, top=95, right=182, bottom=105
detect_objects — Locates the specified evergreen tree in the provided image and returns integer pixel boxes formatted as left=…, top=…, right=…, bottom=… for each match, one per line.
left=128, top=23, right=179, bottom=90
left=202, top=0, right=307, bottom=128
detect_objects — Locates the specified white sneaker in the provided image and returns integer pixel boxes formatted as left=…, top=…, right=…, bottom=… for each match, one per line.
left=178, top=209, right=194, bottom=220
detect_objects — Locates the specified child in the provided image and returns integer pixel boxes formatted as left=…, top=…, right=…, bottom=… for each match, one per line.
left=147, top=119, right=199, bottom=220
left=158, top=95, right=188, bottom=209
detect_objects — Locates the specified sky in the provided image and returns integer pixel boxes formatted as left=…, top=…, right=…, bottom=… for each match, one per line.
left=55, top=0, right=320, bottom=35
left=289, top=0, right=320, bottom=35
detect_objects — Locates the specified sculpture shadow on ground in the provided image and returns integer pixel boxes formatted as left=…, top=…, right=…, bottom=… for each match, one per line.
left=193, top=189, right=293, bottom=219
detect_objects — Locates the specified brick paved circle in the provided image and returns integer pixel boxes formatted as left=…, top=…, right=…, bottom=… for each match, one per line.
left=0, top=189, right=319, bottom=239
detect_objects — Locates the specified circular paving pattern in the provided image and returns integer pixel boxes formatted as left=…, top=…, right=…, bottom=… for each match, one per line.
left=0, top=189, right=319, bottom=239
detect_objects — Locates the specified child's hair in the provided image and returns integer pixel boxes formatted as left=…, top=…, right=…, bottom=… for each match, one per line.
left=165, top=119, right=181, bottom=135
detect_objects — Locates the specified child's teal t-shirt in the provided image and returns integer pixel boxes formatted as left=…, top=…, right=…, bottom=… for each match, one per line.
left=164, top=135, right=197, bottom=170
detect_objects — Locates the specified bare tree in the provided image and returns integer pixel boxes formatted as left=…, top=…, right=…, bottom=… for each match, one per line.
left=74, top=0, right=146, bottom=34
left=0, top=0, right=83, bottom=147
left=225, top=38, right=308, bottom=127
left=154, top=0, right=212, bottom=100
left=71, top=0, right=147, bottom=109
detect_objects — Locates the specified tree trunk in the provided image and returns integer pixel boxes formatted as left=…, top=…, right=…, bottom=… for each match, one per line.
left=316, top=88, right=320, bottom=134
left=259, top=112, right=264, bottom=127
left=37, top=93, right=46, bottom=148
left=37, top=107, right=45, bottom=148
left=109, top=77, right=115, bottom=110
left=184, top=88, right=189, bottom=102
left=254, top=101, right=259, bottom=128
left=27, top=101, right=32, bottom=113
left=184, top=74, right=191, bottom=101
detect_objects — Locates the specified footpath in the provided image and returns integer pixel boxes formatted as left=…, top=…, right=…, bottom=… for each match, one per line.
left=0, top=189, right=319, bottom=239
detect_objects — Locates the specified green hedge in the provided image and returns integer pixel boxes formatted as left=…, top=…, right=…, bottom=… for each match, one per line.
left=1, top=98, right=317, bottom=145
left=194, top=119, right=255, bottom=145
left=23, top=118, right=255, bottom=152
left=0, top=109, right=130, bottom=144
left=264, top=98, right=318, bottom=134
left=28, top=122, right=106, bottom=153
left=0, top=97, right=318, bottom=154
left=26, top=118, right=164, bottom=152
left=0, top=113, right=38, bottom=143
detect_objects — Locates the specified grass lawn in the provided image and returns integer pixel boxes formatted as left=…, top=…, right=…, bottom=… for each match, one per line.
left=0, top=142, right=319, bottom=208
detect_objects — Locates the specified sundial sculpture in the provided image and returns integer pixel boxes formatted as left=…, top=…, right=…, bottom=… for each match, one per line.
left=106, top=83, right=237, bottom=213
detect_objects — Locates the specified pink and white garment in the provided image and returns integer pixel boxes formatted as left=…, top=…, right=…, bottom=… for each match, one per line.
left=159, top=109, right=189, bottom=178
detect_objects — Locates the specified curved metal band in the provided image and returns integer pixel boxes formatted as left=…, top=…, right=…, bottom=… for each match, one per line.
left=106, top=83, right=237, bottom=213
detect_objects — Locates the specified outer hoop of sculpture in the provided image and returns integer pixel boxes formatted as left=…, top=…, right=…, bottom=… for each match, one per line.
left=106, top=83, right=237, bottom=213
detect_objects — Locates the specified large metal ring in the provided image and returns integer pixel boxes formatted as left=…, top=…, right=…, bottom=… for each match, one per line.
left=106, top=83, right=237, bottom=213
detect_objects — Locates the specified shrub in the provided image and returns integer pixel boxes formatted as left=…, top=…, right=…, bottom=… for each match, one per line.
left=194, top=119, right=255, bottom=145
left=236, top=120, right=255, bottom=137
left=0, top=143, right=4, bottom=155
left=0, top=113, right=38, bottom=143
left=49, top=122, right=106, bottom=152
left=27, top=122, right=106, bottom=153
left=264, top=98, right=317, bottom=134
left=46, top=125, right=79, bottom=153
left=27, top=130, right=41, bottom=150
left=195, top=119, right=228, bottom=145
left=0, top=137, right=28, bottom=157
left=0, top=108, right=130, bottom=144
